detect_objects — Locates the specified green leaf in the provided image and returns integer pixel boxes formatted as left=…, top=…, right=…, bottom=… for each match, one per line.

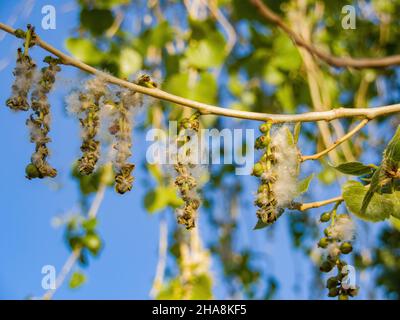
left=144, top=188, right=169, bottom=213
left=184, top=19, right=226, bottom=69
left=276, top=84, right=295, bottom=112
left=341, top=180, right=400, bottom=222
left=80, top=9, right=114, bottom=36
left=383, top=125, right=400, bottom=163
left=228, top=73, right=244, bottom=97
left=164, top=72, right=217, bottom=105
left=144, top=186, right=184, bottom=213
left=332, top=162, right=374, bottom=176
left=297, top=174, right=314, bottom=195
left=69, top=271, right=86, bottom=289
left=82, top=217, right=97, bottom=232
left=271, top=34, right=302, bottom=72
left=263, top=65, right=284, bottom=85
left=119, top=48, right=142, bottom=78
left=147, top=164, right=163, bottom=184
left=65, top=38, right=104, bottom=65
left=189, top=273, right=213, bottom=300
left=284, top=126, right=295, bottom=146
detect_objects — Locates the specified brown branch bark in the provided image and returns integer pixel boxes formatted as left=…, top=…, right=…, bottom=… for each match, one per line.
left=1, top=22, right=400, bottom=122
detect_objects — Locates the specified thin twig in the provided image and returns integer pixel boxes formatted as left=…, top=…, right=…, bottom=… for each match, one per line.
left=1, top=22, right=400, bottom=122
left=301, top=117, right=369, bottom=161
left=42, top=249, right=80, bottom=300
left=250, top=0, right=400, bottom=69
left=201, top=0, right=237, bottom=54
left=298, top=196, right=343, bottom=211
left=41, top=182, right=107, bottom=300
left=150, top=218, right=168, bottom=298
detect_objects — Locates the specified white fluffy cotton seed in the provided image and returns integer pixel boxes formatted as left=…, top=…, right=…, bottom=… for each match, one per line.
left=65, top=91, right=82, bottom=115
left=270, top=126, right=299, bottom=208
left=84, top=76, right=107, bottom=97
left=13, top=61, right=36, bottom=93
left=327, top=243, right=341, bottom=258
left=328, top=215, right=355, bottom=241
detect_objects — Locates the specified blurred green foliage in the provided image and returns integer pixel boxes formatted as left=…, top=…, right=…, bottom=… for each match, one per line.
left=61, top=0, right=400, bottom=299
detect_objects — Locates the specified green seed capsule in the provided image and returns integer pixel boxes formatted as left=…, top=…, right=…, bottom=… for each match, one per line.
left=252, top=162, right=264, bottom=177
left=318, top=237, right=329, bottom=249
left=320, top=212, right=331, bottom=223
left=338, top=294, right=349, bottom=300
left=14, top=29, right=26, bottom=39
left=328, top=287, right=340, bottom=297
left=259, top=123, right=271, bottom=133
left=25, top=163, right=40, bottom=179
left=320, top=260, right=334, bottom=273
left=83, top=233, right=101, bottom=255
left=324, top=228, right=331, bottom=237
left=340, top=242, right=353, bottom=254
left=326, top=276, right=339, bottom=289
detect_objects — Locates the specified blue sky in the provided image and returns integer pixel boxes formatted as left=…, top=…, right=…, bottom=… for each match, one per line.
left=0, top=0, right=388, bottom=300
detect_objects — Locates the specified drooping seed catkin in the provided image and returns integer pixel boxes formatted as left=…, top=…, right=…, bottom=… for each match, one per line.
left=109, top=89, right=138, bottom=194
left=174, top=113, right=202, bottom=230
left=77, top=77, right=107, bottom=175
left=26, top=56, right=61, bottom=179
left=6, top=48, right=36, bottom=111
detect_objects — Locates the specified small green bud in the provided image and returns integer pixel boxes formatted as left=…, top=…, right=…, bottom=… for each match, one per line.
left=83, top=233, right=101, bottom=255
left=340, top=242, right=353, bottom=254
left=252, top=162, right=264, bottom=177
left=259, top=123, right=271, bottom=133
left=328, top=287, right=340, bottom=297
left=324, top=228, right=331, bottom=237
left=258, top=184, right=269, bottom=193
left=320, top=212, right=331, bottom=223
left=255, top=136, right=268, bottom=149
left=14, top=29, right=26, bottom=39
left=318, top=237, right=329, bottom=249
left=326, top=276, right=339, bottom=289
left=68, top=236, right=83, bottom=251
left=25, top=163, right=40, bottom=179
left=338, top=294, right=349, bottom=300
left=320, top=260, right=334, bottom=273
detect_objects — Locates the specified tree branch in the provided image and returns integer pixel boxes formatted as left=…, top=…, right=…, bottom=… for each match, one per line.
left=301, top=119, right=369, bottom=161
left=250, top=0, right=400, bottom=69
left=298, top=196, right=343, bottom=211
left=150, top=218, right=168, bottom=298
left=1, top=22, right=400, bottom=122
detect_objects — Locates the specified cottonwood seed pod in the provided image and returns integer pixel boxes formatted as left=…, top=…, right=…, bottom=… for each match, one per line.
left=26, top=56, right=61, bottom=179
left=77, top=78, right=106, bottom=175
left=110, top=90, right=137, bottom=194
left=174, top=113, right=201, bottom=230
left=6, top=48, right=36, bottom=111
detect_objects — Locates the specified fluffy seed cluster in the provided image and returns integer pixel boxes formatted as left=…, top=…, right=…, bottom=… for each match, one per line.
left=253, top=124, right=299, bottom=225
left=25, top=56, right=61, bottom=179
left=318, top=211, right=357, bottom=300
left=174, top=113, right=202, bottom=230
left=327, top=214, right=355, bottom=242
left=6, top=26, right=37, bottom=111
left=76, top=77, right=107, bottom=175
left=67, top=76, right=142, bottom=194
left=109, top=89, right=139, bottom=194
left=4, top=26, right=62, bottom=180
left=6, top=49, right=36, bottom=111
